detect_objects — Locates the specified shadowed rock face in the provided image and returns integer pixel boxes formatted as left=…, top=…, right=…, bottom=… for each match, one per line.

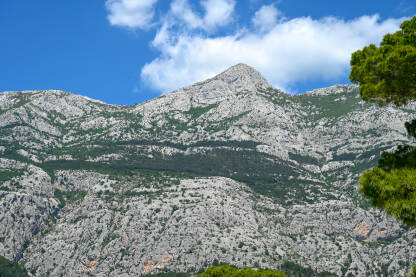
left=0, top=64, right=415, bottom=276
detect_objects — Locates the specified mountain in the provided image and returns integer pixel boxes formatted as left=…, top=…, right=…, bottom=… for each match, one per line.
left=0, top=63, right=415, bottom=276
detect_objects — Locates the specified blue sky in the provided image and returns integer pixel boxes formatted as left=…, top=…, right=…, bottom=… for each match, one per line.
left=0, top=1, right=414, bottom=105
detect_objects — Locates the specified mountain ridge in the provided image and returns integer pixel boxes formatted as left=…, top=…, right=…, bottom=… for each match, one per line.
left=1, top=64, right=356, bottom=107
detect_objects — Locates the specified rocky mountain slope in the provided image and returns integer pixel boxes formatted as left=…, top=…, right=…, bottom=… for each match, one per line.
left=1, top=64, right=416, bottom=276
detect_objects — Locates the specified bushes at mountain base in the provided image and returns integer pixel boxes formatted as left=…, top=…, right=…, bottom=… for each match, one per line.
left=142, top=262, right=339, bottom=277
left=197, top=265, right=287, bottom=277
left=411, top=266, right=416, bottom=277
left=359, top=167, right=416, bottom=226
left=409, top=266, right=416, bottom=277
left=0, top=255, right=29, bottom=277
left=278, top=261, right=338, bottom=277
left=142, top=272, right=190, bottom=277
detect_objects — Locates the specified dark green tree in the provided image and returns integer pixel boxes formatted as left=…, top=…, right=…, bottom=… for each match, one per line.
left=410, top=265, right=416, bottom=277
left=350, top=16, right=416, bottom=106
left=197, top=265, right=287, bottom=277
left=349, top=16, right=416, bottom=225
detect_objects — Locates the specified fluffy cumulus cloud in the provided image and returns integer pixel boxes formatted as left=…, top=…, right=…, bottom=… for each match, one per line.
left=105, top=1, right=405, bottom=93
left=169, top=0, right=235, bottom=31
left=142, top=14, right=403, bottom=93
left=106, top=0, right=158, bottom=29
left=201, top=0, right=235, bottom=29
left=252, top=4, right=283, bottom=32
left=170, top=0, right=203, bottom=29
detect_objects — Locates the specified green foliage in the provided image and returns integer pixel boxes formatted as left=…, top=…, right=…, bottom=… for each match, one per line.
left=0, top=169, right=24, bottom=183
left=185, top=103, right=219, bottom=119
left=203, top=111, right=250, bottom=133
left=54, top=189, right=87, bottom=209
left=278, top=262, right=338, bottom=277
left=0, top=255, right=29, bottom=277
left=288, top=153, right=319, bottom=165
left=197, top=265, right=287, bottom=277
left=405, top=119, right=416, bottom=138
left=359, top=167, right=416, bottom=226
left=48, top=140, right=259, bottom=160
left=102, top=233, right=120, bottom=247
left=377, top=145, right=416, bottom=171
left=349, top=16, right=416, bottom=106
left=139, top=263, right=339, bottom=277
left=142, top=272, right=190, bottom=277
left=165, top=116, right=188, bottom=132
left=297, top=86, right=362, bottom=120
left=350, top=16, right=416, bottom=227
left=39, top=143, right=320, bottom=204
left=409, top=265, right=416, bottom=277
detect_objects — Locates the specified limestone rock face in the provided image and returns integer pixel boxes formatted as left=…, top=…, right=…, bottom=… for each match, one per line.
left=0, top=64, right=416, bottom=276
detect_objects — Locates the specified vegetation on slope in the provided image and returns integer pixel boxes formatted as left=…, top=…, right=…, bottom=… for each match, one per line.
left=0, top=255, right=29, bottom=277
left=54, top=189, right=87, bottom=209
left=38, top=145, right=325, bottom=205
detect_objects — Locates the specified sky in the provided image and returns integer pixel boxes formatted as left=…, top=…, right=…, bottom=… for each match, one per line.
left=0, top=1, right=415, bottom=105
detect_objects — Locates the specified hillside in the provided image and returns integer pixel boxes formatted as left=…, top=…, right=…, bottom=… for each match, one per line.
left=0, top=64, right=415, bottom=276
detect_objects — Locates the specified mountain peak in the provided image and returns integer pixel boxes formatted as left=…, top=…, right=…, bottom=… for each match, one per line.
left=175, top=63, right=271, bottom=102
left=215, top=63, right=271, bottom=89
left=222, top=63, right=257, bottom=72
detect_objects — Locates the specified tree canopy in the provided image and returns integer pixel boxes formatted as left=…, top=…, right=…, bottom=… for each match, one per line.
left=350, top=16, right=416, bottom=106
left=349, top=16, right=416, bottom=226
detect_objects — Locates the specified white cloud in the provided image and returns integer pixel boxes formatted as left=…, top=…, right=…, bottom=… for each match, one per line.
left=252, top=4, right=282, bottom=32
left=106, top=0, right=158, bottom=29
left=141, top=14, right=404, bottom=93
left=169, top=0, right=235, bottom=31
left=170, top=0, right=203, bottom=29
left=201, top=0, right=235, bottom=29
